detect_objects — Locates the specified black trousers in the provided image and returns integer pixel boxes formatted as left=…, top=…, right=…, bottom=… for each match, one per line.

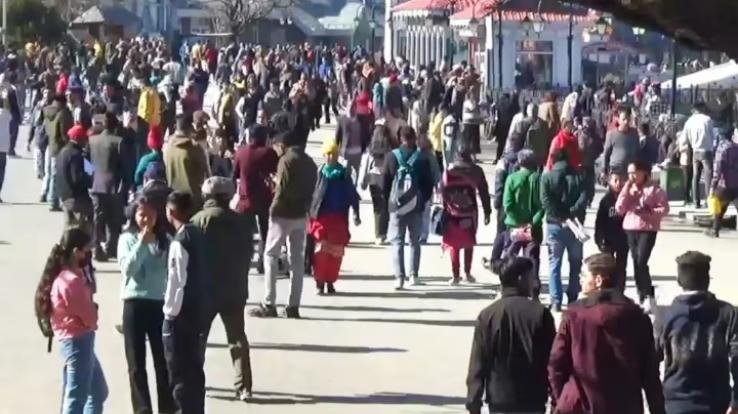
left=0, top=152, right=6, bottom=196
left=602, top=240, right=629, bottom=293
left=626, top=231, right=657, bottom=300
left=323, top=97, right=338, bottom=124
left=714, top=188, right=738, bottom=234
left=246, top=211, right=269, bottom=270
left=369, top=185, right=389, bottom=239
left=681, top=164, right=693, bottom=203
left=123, top=299, right=175, bottom=414
left=204, top=307, right=253, bottom=393
left=163, top=318, right=205, bottom=414
left=92, top=193, right=123, bottom=257
left=62, top=197, right=94, bottom=236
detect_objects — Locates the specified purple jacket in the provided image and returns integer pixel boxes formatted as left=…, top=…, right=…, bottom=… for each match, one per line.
left=615, top=181, right=669, bottom=232
left=711, top=139, right=738, bottom=191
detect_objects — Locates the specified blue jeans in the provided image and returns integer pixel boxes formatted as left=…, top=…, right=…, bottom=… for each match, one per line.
left=42, top=150, right=58, bottom=205
left=547, top=222, right=583, bottom=305
left=389, top=211, right=422, bottom=279
left=59, top=331, right=108, bottom=414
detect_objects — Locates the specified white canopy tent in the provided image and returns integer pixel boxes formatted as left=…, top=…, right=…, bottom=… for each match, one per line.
left=661, top=60, right=738, bottom=90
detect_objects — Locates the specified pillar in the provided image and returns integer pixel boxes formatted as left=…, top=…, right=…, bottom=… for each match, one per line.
left=441, top=28, right=447, bottom=68
left=384, top=0, right=394, bottom=62
left=409, top=29, right=417, bottom=68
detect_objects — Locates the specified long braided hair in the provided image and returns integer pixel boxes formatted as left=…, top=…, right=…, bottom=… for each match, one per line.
left=34, top=228, right=91, bottom=344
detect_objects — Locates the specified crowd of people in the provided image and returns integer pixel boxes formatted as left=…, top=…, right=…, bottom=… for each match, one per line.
left=0, top=34, right=730, bottom=414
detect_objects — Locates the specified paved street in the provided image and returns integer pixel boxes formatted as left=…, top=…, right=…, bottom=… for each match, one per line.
left=2, top=121, right=738, bottom=414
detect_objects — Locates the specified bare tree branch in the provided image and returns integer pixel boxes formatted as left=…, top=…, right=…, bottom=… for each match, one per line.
left=207, top=0, right=299, bottom=39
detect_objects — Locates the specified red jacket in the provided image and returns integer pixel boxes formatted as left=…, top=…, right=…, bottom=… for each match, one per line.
left=548, top=290, right=665, bottom=414
left=546, top=129, right=582, bottom=171
left=232, top=144, right=279, bottom=214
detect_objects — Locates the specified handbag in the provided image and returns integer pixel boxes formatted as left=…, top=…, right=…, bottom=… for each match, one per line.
left=430, top=205, right=447, bottom=236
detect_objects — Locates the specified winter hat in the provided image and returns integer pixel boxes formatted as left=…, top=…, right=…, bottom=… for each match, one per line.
left=67, top=124, right=88, bottom=141
left=201, top=176, right=235, bottom=199
left=147, top=126, right=164, bottom=150
left=143, top=161, right=166, bottom=182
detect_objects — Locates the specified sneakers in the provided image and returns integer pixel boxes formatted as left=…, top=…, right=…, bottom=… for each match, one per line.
left=374, top=237, right=386, bottom=246
left=114, top=324, right=123, bottom=334
left=448, top=277, right=460, bottom=286
left=49, top=205, right=62, bottom=212
left=237, top=389, right=252, bottom=401
left=326, top=283, right=336, bottom=295
left=705, top=229, right=719, bottom=238
left=248, top=305, right=278, bottom=318
left=410, top=275, right=423, bottom=286
left=315, top=281, right=325, bottom=296
left=641, top=296, right=657, bottom=315
left=550, top=302, right=563, bottom=313
left=283, top=306, right=301, bottom=319
left=465, top=275, right=476, bottom=283
left=394, top=277, right=405, bottom=291
left=39, top=194, right=47, bottom=203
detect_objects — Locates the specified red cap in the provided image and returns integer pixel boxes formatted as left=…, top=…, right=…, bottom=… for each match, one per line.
left=67, top=124, right=88, bottom=141
left=147, top=125, right=163, bottom=150
left=389, top=73, right=399, bottom=83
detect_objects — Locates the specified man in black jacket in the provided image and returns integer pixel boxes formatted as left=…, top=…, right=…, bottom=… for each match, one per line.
left=594, top=172, right=628, bottom=292
left=88, top=112, right=128, bottom=261
left=56, top=124, right=92, bottom=234
left=658, top=251, right=738, bottom=414
left=466, top=257, right=556, bottom=414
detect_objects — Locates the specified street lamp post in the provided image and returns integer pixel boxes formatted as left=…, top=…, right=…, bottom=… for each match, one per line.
left=567, top=2, right=574, bottom=91
left=497, top=8, right=503, bottom=90
left=593, top=16, right=609, bottom=85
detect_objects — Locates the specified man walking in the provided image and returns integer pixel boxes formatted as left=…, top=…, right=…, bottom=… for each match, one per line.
left=549, top=253, right=665, bottom=414
left=164, top=115, right=209, bottom=207
left=540, top=149, right=587, bottom=311
left=382, top=126, right=434, bottom=289
left=602, top=107, right=639, bottom=177
left=466, top=257, right=555, bottom=414
left=43, top=94, right=73, bottom=211
left=88, top=112, right=128, bottom=261
left=191, top=177, right=255, bottom=402
left=658, top=251, right=738, bottom=414
left=683, top=102, right=716, bottom=208
left=56, top=124, right=93, bottom=233
left=249, top=130, right=317, bottom=319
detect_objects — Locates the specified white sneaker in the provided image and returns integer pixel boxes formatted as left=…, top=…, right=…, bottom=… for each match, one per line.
left=448, top=277, right=460, bottom=286
left=411, top=276, right=423, bottom=286
left=641, top=296, right=657, bottom=314
left=394, top=278, right=405, bottom=290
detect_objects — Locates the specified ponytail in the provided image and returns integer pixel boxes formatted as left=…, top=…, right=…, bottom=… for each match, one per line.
left=34, top=243, right=66, bottom=339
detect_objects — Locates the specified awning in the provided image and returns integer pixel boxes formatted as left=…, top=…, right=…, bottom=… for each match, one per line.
left=661, top=60, right=738, bottom=90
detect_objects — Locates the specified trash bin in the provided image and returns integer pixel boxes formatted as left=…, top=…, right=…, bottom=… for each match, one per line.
left=659, top=166, right=686, bottom=202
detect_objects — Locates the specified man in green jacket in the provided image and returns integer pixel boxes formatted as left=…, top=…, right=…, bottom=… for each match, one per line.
left=190, top=176, right=255, bottom=401
left=164, top=115, right=209, bottom=206
left=42, top=94, right=73, bottom=211
left=502, top=149, right=544, bottom=298
left=540, top=149, right=588, bottom=311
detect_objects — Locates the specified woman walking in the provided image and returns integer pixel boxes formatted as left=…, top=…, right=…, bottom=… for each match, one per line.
left=441, top=145, right=492, bottom=285
left=117, top=193, right=175, bottom=413
left=34, top=227, right=108, bottom=414
left=361, top=120, right=395, bottom=244
left=309, top=140, right=361, bottom=295
left=615, top=159, right=669, bottom=313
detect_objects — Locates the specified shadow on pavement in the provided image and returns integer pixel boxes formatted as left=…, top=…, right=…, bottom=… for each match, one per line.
left=333, top=290, right=494, bottom=301
left=207, top=342, right=406, bottom=353
left=206, top=388, right=466, bottom=406
left=299, top=316, right=475, bottom=328
left=339, top=274, right=452, bottom=282
left=296, top=304, right=451, bottom=313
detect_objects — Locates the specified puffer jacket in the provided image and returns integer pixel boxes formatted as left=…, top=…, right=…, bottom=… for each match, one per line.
left=615, top=181, right=669, bottom=232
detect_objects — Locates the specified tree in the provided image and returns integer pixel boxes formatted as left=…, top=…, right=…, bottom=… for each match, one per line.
left=210, top=0, right=300, bottom=40
left=6, top=0, right=66, bottom=45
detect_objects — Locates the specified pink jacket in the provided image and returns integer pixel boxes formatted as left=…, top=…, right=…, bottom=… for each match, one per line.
left=615, top=181, right=670, bottom=232
left=50, top=269, right=98, bottom=339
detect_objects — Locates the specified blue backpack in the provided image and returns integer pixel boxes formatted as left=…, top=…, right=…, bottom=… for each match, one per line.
left=389, top=148, right=421, bottom=216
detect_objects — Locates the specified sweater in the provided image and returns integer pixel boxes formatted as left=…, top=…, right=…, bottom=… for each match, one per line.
left=540, top=161, right=587, bottom=223
left=117, top=232, right=168, bottom=301
left=615, top=181, right=669, bottom=232
left=503, top=168, right=543, bottom=228
left=603, top=129, right=640, bottom=175
left=594, top=190, right=627, bottom=251
left=134, top=150, right=163, bottom=187
left=546, top=130, right=582, bottom=171
left=50, top=269, right=98, bottom=339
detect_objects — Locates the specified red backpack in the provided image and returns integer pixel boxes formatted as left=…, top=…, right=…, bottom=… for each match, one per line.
left=442, top=170, right=477, bottom=218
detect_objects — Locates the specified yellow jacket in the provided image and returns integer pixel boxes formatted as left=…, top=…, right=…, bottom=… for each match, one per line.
left=137, top=87, right=161, bottom=127
left=430, top=112, right=444, bottom=153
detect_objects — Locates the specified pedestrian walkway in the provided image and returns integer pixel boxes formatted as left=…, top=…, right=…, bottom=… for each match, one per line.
left=2, top=123, right=738, bottom=413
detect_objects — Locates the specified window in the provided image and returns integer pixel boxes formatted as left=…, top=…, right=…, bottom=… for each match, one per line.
left=515, top=40, right=553, bottom=89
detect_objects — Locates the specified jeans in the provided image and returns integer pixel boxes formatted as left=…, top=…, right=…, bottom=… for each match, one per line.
left=8, top=116, right=18, bottom=154
left=91, top=193, right=123, bottom=257
left=388, top=211, right=423, bottom=280
left=547, top=222, right=583, bottom=305
left=442, top=136, right=457, bottom=169
left=420, top=200, right=431, bottom=242
left=583, top=166, right=596, bottom=206
left=162, top=318, right=205, bottom=414
left=204, top=307, right=253, bottom=393
left=263, top=216, right=307, bottom=308
left=59, top=331, right=108, bottom=414
left=601, top=240, right=629, bottom=293
left=626, top=231, right=657, bottom=300
left=692, top=151, right=713, bottom=207
left=42, top=150, right=59, bottom=206
left=0, top=152, right=6, bottom=196
left=122, top=299, right=174, bottom=414
left=369, top=185, right=388, bottom=239
left=34, top=145, right=46, bottom=179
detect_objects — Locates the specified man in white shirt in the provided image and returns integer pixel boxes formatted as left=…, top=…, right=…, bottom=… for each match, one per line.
left=683, top=102, right=716, bottom=208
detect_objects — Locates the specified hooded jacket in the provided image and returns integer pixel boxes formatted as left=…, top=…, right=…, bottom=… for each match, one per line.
left=658, top=291, right=738, bottom=414
left=163, top=133, right=209, bottom=205
left=546, top=129, right=582, bottom=171
left=44, top=103, right=73, bottom=156
left=540, top=160, right=587, bottom=224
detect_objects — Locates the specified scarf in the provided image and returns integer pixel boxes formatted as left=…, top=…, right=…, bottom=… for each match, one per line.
left=321, top=163, right=344, bottom=180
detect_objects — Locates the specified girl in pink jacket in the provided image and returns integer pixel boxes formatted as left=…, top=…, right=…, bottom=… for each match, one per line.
left=615, top=160, right=669, bottom=314
left=34, top=227, right=108, bottom=414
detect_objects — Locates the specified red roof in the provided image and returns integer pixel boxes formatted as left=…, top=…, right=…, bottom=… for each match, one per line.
left=392, top=0, right=441, bottom=12
left=451, top=8, right=597, bottom=22
left=394, top=0, right=595, bottom=21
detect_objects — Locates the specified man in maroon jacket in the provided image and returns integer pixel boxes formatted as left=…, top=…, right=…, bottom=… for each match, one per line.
left=232, top=125, right=279, bottom=273
left=548, top=253, right=665, bottom=414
